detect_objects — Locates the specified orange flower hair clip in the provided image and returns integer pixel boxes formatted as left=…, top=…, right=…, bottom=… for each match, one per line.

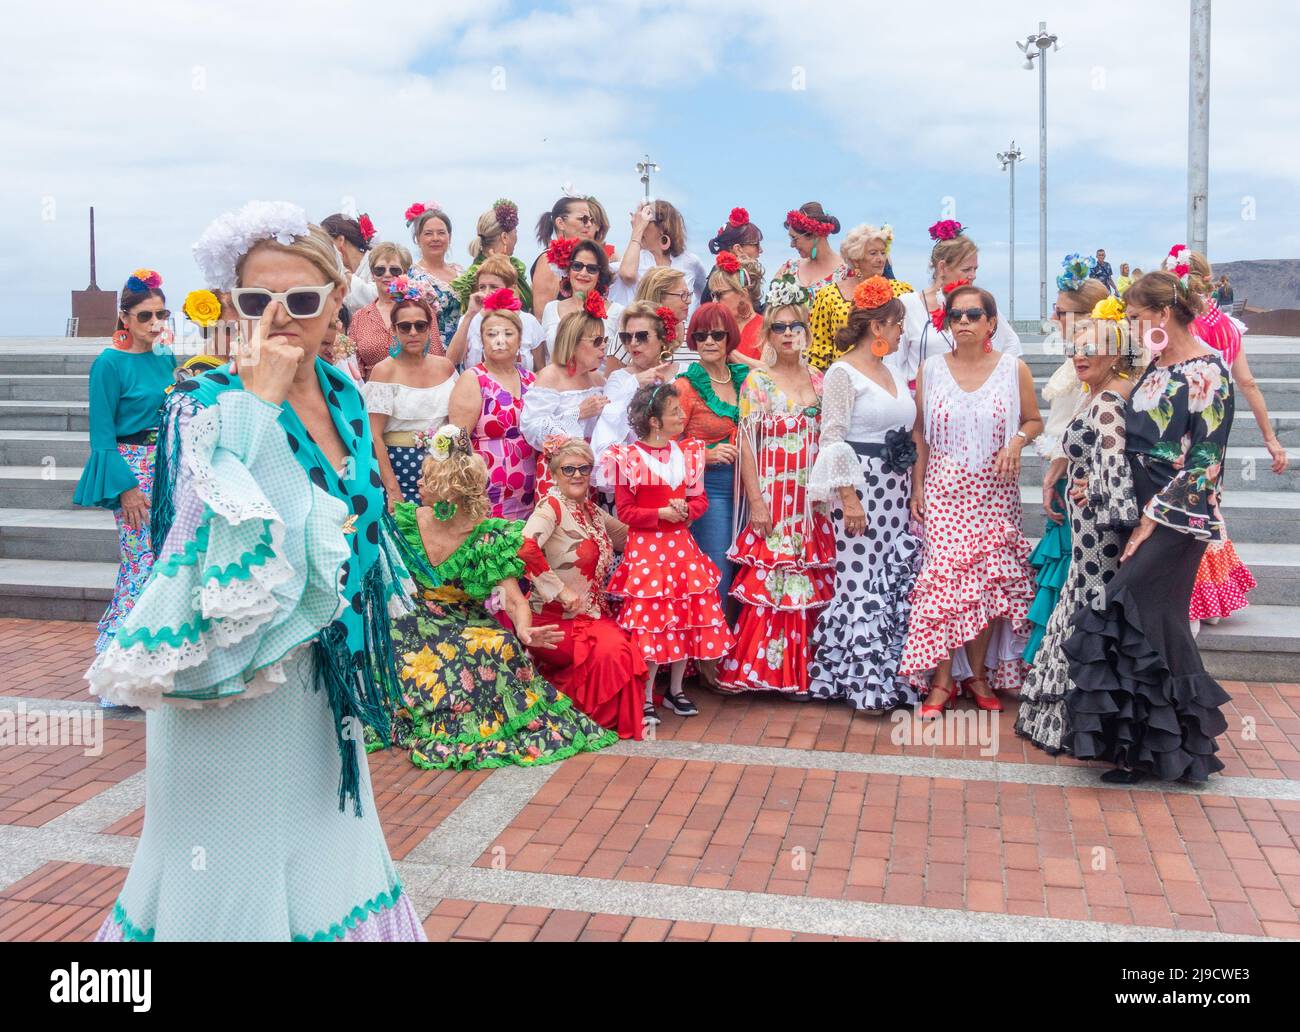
left=853, top=276, right=894, bottom=311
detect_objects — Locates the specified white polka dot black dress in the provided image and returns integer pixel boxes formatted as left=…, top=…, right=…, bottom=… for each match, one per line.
left=808, top=360, right=922, bottom=711
left=1016, top=389, right=1139, bottom=753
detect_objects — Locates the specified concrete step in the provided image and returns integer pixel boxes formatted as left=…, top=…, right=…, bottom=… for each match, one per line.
left=0, top=465, right=83, bottom=509
left=0, top=508, right=120, bottom=563
left=1019, top=485, right=1299, bottom=545
left=1196, top=605, right=1300, bottom=682
left=0, top=374, right=88, bottom=402
left=0, top=400, right=89, bottom=431
left=0, top=343, right=104, bottom=377
left=0, top=430, right=90, bottom=467
left=1020, top=447, right=1300, bottom=493
left=0, top=558, right=114, bottom=622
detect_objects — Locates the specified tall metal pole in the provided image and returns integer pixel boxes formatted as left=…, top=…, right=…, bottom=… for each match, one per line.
left=88, top=206, right=98, bottom=290
left=998, top=142, right=1023, bottom=322
left=1188, top=0, right=1211, bottom=254
left=1038, top=40, right=1048, bottom=322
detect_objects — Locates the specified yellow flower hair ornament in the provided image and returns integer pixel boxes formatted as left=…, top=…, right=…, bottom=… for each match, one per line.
left=183, top=289, right=223, bottom=327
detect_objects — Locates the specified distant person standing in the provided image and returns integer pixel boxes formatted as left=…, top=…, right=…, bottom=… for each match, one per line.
left=1115, top=262, right=1133, bottom=295
left=1093, top=249, right=1116, bottom=293
left=1218, top=275, right=1235, bottom=306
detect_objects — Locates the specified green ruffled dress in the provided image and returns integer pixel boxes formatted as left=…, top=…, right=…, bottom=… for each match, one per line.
left=1023, top=478, right=1072, bottom=664
left=449, top=255, right=533, bottom=313
left=380, top=503, right=617, bottom=769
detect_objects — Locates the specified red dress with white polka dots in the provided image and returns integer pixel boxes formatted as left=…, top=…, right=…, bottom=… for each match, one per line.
left=604, top=439, right=736, bottom=664
left=900, top=352, right=1035, bottom=693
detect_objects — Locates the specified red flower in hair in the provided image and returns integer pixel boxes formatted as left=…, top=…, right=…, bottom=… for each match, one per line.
left=358, top=214, right=376, bottom=244
left=941, top=279, right=972, bottom=295
left=546, top=236, right=579, bottom=270
left=404, top=202, right=427, bottom=224
left=654, top=306, right=678, bottom=345
left=584, top=291, right=608, bottom=320
left=482, top=288, right=521, bottom=312
left=786, top=209, right=836, bottom=237
left=715, top=251, right=741, bottom=274
left=492, top=198, right=519, bottom=233
left=729, top=207, right=749, bottom=226
left=603, top=243, right=616, bottom=259
left=928, top=219, right=965, bottom=241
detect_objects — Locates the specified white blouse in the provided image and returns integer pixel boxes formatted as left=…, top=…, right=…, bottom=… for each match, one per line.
left=608, top=250, right=709, bottom=310
left=463, top=310, right=547, bottom=372
left=520, top=384, right=608, bottom=451
left=589, top=363, right=680, bottom=476
left=540, top=299, right=625, bottom=359
left=895, top=290, right=1022, bottom=386
left=363, top=375, right=458, bottom=433
left=809, top=361, right=916, bottom=501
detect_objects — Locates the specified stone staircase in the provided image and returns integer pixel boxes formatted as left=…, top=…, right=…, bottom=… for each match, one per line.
left=1, top=336, right=1297, bottom=679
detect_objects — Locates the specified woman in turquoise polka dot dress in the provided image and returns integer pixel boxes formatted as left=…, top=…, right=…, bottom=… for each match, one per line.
left=86, top=205, right=426, bottom=941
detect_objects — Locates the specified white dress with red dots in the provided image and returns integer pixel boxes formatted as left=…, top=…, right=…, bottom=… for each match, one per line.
left=900, top=352, right=1035, bottom=694
left=604, top=439, right=735, bottom=664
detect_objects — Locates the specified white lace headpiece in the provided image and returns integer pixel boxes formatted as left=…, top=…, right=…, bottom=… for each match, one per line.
left=193, top=201, right=311, bottom=291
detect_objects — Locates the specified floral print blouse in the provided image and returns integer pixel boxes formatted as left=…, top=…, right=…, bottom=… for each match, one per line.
left=1126, top=354, right=1234, bottom=541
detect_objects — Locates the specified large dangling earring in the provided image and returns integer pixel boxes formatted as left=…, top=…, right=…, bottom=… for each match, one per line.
left=983, top=331, right=994, bottom=354
left=565, top=358, right=578, bottom=376
left=1144, top=323, right=1168, bottom=354
left=810, top=243, right=818, bottom=260
left=432, top=500, right=457, bottom=522
left=112, top=328, right=131, bottom=349
left=870, top=337, right=890, bottom=358
left=388, top=336, right=402, bottom=358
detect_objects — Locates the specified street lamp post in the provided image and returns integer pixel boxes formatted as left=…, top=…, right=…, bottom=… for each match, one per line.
left=636, top=155, right=661, bottom=203
left=1018, top=21, right=1060, bottom=323
left=997, top=141, right=1024, bottom=323
left=1188, top=0, right=1211, bottom=255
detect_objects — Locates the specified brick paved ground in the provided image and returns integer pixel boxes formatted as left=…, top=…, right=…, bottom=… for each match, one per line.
left=1, top=617, right=1297, bottom=941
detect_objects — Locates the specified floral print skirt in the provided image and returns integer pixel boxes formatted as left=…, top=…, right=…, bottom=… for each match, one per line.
left=96, top=443, right=156, bottom=653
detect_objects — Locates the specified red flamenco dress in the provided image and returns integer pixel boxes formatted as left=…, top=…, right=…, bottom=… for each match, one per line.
left=603, top=439, right=735, bottom=664
left=519, top=490, right=648, bottom=740
left=716, top=368, right=836, bottom=694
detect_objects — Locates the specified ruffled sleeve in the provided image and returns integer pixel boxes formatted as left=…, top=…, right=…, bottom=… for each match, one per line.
left=363, top=379, right=398, bottom=416
left=809, top=363, right=866, bottom=502
left=439, top=518, right=526, bottom=600
left=520, top=386, right=584, bottom=450
left=1085, top=391, right=1139, bottom=530
left=807, top=288, right=841, bottom=373
left=73, top=354, right=138, bottom=509
left=86, top=390, right=351, bottom=709
left=591, top=370, right=638, bottom=477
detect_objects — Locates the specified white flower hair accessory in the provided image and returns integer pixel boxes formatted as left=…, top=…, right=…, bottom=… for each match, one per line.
left=414, top=423, right=464, bottom=460
left=763, top=274, right=810, bottom=311
left=192, top=201, right=310, bottom=291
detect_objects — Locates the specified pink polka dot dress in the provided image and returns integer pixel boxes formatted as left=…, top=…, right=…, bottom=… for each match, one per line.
left=604, top=439, right=735, bottom=665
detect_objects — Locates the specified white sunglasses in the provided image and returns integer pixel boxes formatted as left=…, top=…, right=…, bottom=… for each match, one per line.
left=230, top=283, right=334, bottom=320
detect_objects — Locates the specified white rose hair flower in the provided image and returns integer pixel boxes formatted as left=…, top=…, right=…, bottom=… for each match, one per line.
left=193, top=200, right=311, bottom=291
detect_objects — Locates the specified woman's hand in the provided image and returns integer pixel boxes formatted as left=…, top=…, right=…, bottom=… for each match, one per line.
left=557, top=586, right=584, bottom=616
left=118, top=487, right=149, bottom=530
left=909, top=493, right=925, bottom=523
left=994, top=442, right=1023, bottom=481
left=385, top=486, right=404, bottom=513
left=841, top=495, right=867, bottom=536
left=577, top=394, right=609, bottom=420
left=630, top=204, right=654, bottom=238
left=707, top=442, right=738, bottom=465
left=634, top=361, right=676, bottom=387
left=238, top=309, right=304, bottom=406
left=1266, top=437, right=1289, bottom=474
left=749, top=497, right=773, bottom=537
left=1067, top=475, right=1090, bottom=507
left=467, top=288, right=487, bottom=317
left=1120, top=515, right=1157, bottom=564
left=1042, top=459, right=1067, bottom=523
left=518, top=623, right=563, bottom=650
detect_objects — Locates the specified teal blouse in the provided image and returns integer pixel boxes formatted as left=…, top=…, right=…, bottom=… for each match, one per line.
left=73, top=345, right=176, bottom=508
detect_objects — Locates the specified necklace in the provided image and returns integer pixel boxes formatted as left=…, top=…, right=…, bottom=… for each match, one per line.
left=705, top=365, right=730, bottom=385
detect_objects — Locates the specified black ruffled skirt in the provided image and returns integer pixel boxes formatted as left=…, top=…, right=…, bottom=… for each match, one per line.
left=1060, top=462, right=1231, bottom=781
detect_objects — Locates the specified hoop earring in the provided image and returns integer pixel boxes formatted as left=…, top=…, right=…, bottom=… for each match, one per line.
left=1144, top=325, right=1168, bottom=354
left=388, top=336, right=402, bottom=358
left=870, top=337, right=890, bottom=358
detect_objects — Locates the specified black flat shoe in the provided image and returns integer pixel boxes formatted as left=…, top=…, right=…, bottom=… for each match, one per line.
left=1100, top=768, right=1146, bottom=785
left=642, top=703, right=660, bottom=726
left=662, top=690, right=698, bottom=717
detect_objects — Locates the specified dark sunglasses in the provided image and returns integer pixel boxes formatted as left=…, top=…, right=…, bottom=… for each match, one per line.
left=568, top=260, right=600, bottom=276
left=558, top=464, right=594, bottom=477
left=618, top=330, right=654, bottom=345
left=564, top=213, right=594, bottom=226
left=395, top=320, right=430, bottom=334
left=585, top=335, right=608, bottom=349
left=134, top=309, right=171, bottom=323
left=770, top=321, right=806, bottom=334
left=230, top=284, right=333, bottom=320
left=372, top=265, right=403, bottom=277
left=692, top=330, right=728, bottom=344
left=949, top=307, right=989, bottom=324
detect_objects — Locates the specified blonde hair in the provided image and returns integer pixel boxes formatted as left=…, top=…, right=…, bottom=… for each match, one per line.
left=707, top=258, right=763, bottom=310
left=929, top=234, right=978, bottom=277
left=237, top=224, right=345, bottom=289
left=467, top=208, right=506, bottom=260
left=418, top=432, right=490, bottom=523
left=1057, top=278, right=1111, bottom=314
left=1186, top=250, right=1214, bottom=298
left=552, top=311, right=603, bottom=368
left=840, top=224, right=892, bottom=264
left=474, top=254, right=518, bottom=290
left=759, top=302, right=810, bottom=365
left=368, top=241, right=412, bottom=271
left=549, top=437, right=595, bottom=468
left=480, top=308, right=523, bottom=337
left=650, top=200, right=686, bottom=257
left=635, top=266, right=686, bottom=306
left=620, top=300, right=669, bottom=351
left=586, top=197, right=610, bottom=242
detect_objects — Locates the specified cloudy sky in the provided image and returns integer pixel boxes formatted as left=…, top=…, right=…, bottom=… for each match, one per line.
left=3, top=0, right=1297, bottom=334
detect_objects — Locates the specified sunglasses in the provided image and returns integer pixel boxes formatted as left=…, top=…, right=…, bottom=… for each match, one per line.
left=584, top=335, right=608, bottom=349
left=558, top=464, right=594, bottom=477
left=618, top=330, right=655, bottom=346
left=395, top=320, right=430, bottom=334
left=692, top=330, right=728, bottom=344
left=564, top=214, right=594, bottom=227
left=230, top=284, right=333, bottom=320
left=568, top=260, right=600, bottom=276
left=949, top=307, right=989, bottom=324
left=372, top=265, right=403, bottom=277
left=770, top=321, right=806, bottom=334
left=133, top=309, right=171, bottom=323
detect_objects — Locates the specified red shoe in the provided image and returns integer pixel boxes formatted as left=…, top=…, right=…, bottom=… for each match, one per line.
left=920, top=682, right=956, bottom=719
left=963, top=677, right=1002, bottom=712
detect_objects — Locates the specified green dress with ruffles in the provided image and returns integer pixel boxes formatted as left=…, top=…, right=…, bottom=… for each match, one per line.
left=378, top=502, right=617, bottom=769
